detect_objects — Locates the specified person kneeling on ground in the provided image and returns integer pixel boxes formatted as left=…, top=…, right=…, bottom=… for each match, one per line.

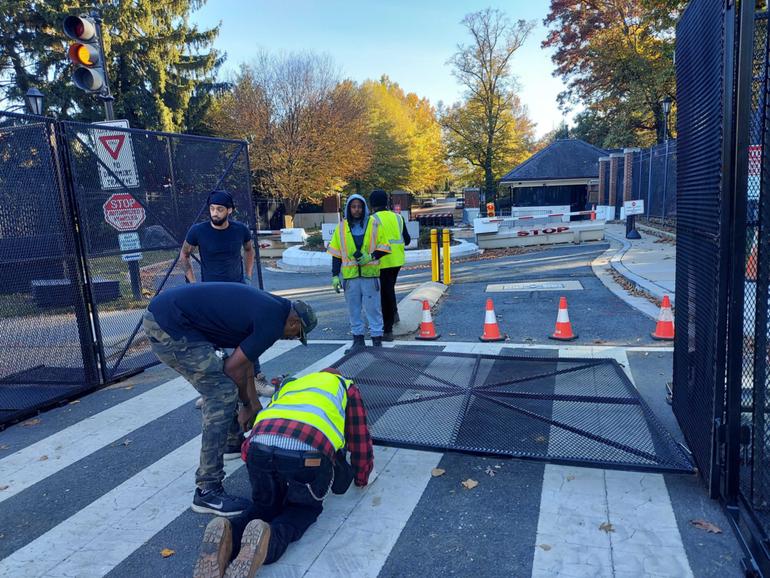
left=192, top=368, right=374, bottom=578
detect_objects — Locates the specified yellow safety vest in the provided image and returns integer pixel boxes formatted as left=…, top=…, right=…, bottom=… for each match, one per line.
left=254, top=372, right=352, bottom=450
left=327, top=217, right=390, bottom=279
left=375, top=211, right=406, bottom=269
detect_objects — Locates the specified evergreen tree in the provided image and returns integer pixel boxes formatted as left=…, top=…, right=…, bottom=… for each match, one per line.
left=0, top=0, right=222, bottom=132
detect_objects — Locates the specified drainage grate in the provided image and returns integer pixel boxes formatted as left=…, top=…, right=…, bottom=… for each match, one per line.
left=333, top=348, right=693, bottom=473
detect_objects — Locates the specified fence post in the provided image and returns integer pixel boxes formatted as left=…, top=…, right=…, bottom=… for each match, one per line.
left=624, top=147, right=641, bottom=239
left=662, top=139, right=670, bottom=221
left=647, top=145, right=654, bottom=219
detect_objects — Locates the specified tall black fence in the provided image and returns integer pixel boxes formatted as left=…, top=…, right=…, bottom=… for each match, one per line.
left=0, top=112, right=257, bottom=426
left=675, top=1, right=770, bottom=574
left=631, top=141, right=677, bottom=221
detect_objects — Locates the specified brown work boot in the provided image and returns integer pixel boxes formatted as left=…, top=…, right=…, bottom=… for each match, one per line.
left=224, top=519, right=271, bottom=578
left=254, top=373, right=275, bottom=397
left=193, top=517, right=233, bottom=578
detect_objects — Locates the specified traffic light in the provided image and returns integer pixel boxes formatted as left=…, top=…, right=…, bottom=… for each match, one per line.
left=63, top=15, right=105, bottom=93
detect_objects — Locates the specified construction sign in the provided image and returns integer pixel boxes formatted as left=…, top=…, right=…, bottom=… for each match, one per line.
left=92, top=120, right=139, bottom=190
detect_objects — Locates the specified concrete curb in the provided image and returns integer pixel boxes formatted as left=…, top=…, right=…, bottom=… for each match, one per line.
left=636, top=223, right=676, bottom=240
left=603, top=229, right=675, bottom=307
left=277, top=239, right=480, bottom=273
left=591, top=239, right=661, bottom=320
left=393, top=281, right=448, bottom=336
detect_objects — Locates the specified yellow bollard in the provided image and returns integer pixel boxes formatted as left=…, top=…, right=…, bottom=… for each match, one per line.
left=430, top=228, right=439, bottom=282
left=442, top=229, right=451, bottom=285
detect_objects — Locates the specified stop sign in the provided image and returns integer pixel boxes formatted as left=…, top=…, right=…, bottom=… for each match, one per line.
left=103, top=193, right=146, bottom=231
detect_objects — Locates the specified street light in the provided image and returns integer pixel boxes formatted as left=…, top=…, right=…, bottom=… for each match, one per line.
left=661, top=96, right=672, bottom=142
left=24, top=87, right=44, bottom=116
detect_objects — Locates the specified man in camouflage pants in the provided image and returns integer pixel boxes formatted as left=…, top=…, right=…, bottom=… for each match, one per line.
left=143, top=283, right=317, bottom=516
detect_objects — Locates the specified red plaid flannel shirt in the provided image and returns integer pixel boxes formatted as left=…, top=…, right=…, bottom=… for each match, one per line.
left=243, top=383, right=374, bottom=486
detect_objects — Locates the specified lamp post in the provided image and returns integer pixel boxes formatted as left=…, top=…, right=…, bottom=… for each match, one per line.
left=661, top=96, right=672, bottom=219
left=661, top=96, right=672, bottom=143
left=24, top=88, right=45, bottom=116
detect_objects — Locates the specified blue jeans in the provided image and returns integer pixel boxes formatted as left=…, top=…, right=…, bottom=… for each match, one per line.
left=344, top=276, right=383, bottom=337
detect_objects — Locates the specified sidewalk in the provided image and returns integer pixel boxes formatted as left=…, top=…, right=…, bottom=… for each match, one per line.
left=594, top=223, right=676, bottom=318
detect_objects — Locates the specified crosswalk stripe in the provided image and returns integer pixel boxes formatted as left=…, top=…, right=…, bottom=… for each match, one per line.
left=0, top=340, right=300, bottom=504
left=531, top=348, right=692, bottom=577
left=0, top=436, right=242, bottom=578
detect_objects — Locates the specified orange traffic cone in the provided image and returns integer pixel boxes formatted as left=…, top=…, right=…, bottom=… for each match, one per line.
left=416, top=300, right=440, bottom=340
left=747, top=235, right=758, bottom=281
left=549, top=296, right=578, bottom=341
left=651, top=295, right=675, bottom=340
left=479, top=298, right=506, bottom=342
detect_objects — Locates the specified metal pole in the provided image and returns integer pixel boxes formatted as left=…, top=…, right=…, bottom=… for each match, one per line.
left=442, top=228, right=451, bottom=285
left=646, top=146, right=654, bottom=218
left=92, top=14, right=115, bottom=121
left=430, top=229, right=439, bottom=283
left=662, top=140, right=670, bottom=221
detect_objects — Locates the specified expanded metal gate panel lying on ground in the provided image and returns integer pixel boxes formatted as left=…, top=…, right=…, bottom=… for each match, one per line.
left=334, top=348, right=693, bottom=474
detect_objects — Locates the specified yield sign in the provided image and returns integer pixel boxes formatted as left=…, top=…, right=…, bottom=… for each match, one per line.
left=98, top=134, right=125, bottom=160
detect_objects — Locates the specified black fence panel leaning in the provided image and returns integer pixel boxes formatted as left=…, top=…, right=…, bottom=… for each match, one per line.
left=0, top=113, right=254, bottom=426
left=0, top=112, right=99, bottom=425
left=60, top=121, right=256, bottom=382
left=672, top=0, right=730, bottom=498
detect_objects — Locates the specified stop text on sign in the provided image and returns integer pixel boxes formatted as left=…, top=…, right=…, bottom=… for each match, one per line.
left=516, top=226, right=569, bottom=237
left=103, top=192, right=146, bottom=231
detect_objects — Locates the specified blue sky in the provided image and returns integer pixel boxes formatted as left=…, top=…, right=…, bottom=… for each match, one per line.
left=192, top=1, right=575, bottom=138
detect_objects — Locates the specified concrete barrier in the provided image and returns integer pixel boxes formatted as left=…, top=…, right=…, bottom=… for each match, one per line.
left=475, top=221, right=605, bottom=249
left=278, top=239, right=480, bottom=272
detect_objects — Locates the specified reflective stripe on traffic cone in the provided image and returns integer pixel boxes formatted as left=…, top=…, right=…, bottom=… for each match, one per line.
left=479, top=298, right=505, bottom=342
left=651, top=295, right=675, bottom=340
left=549, top=296, right=578, bottom=341
left=416, top=299, right=440, bottom=340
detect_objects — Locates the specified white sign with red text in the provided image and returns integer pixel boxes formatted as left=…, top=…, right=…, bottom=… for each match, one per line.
left=103, top=193, right=146, bottom=232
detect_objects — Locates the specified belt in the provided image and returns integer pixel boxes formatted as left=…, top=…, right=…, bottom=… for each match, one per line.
left=252, top=442, right=323, bottom=461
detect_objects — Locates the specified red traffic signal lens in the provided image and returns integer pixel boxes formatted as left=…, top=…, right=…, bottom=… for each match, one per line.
left=68, top=43, right=99, bottom=67
left=63, top=16, right=96, bottom=41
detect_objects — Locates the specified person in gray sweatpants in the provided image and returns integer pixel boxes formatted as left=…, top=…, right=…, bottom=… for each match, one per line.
left=328, top=193, right=391, bottom=349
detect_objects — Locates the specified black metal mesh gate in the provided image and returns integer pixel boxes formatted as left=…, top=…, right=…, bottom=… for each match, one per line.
left=0, top=112, right=255, bottom=425
left=0, top=113, right=99, bottom=424
left=673, top=0, right=731, bottom=497
left=335, top=348, right=692, bottom=473
left=61, top=121, right=256, bottom=381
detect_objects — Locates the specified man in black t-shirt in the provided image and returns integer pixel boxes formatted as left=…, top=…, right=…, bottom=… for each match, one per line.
left=180, top=190, right=255, bottom=284
left=142, top=283, right=317, bottom=517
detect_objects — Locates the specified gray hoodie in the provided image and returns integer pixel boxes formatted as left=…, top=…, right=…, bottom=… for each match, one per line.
left=344, top=193, right=369, bottom=252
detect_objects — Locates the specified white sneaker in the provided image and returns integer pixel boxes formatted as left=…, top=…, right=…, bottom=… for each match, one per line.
left=255, top=373, right=275, bottom=397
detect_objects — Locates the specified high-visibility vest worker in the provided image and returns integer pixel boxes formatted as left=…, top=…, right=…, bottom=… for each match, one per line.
left=254, top=371, right=352, bottom=450
left=328, top=213, right=390, bottom=279
left=375, top=211, right=406, bottom=269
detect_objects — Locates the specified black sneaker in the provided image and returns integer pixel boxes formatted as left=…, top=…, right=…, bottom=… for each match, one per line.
left=223, top=442, right=242, bottom=461
left=192, top=486, right=250, bottom=517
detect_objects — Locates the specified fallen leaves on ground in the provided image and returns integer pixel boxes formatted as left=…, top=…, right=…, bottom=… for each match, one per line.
left=431, top=468, right=446, bottom=477
left=599, top=522, right=615, bottom=533
left=461, top=478, right=479, bottom=490
left=484, top=466, right=496, bottom=477
left=38, top=455, right=48, bottom=461
left=690, top=519, right=723, bottom=534
left=21, top=418, right=41, bottom=427
left=566, top=475, right=576, bottom=481
left=537, top=544, right=552, bottom=551
left=123, top=385, right=134, bottom=391
left=160, top=548, right=175, bottom=558
left=0, top=444, right=9, bottom=450
left=68, top=400, right=80, bottom=405
left=0, top=485, right=9, bottom=491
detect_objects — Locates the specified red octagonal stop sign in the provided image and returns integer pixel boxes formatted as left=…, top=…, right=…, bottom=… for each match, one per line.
left=103, top=193, right=146, bottom=231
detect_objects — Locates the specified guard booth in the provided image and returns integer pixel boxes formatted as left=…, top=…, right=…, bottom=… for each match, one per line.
left=496, top=139, right=606, bottom=220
